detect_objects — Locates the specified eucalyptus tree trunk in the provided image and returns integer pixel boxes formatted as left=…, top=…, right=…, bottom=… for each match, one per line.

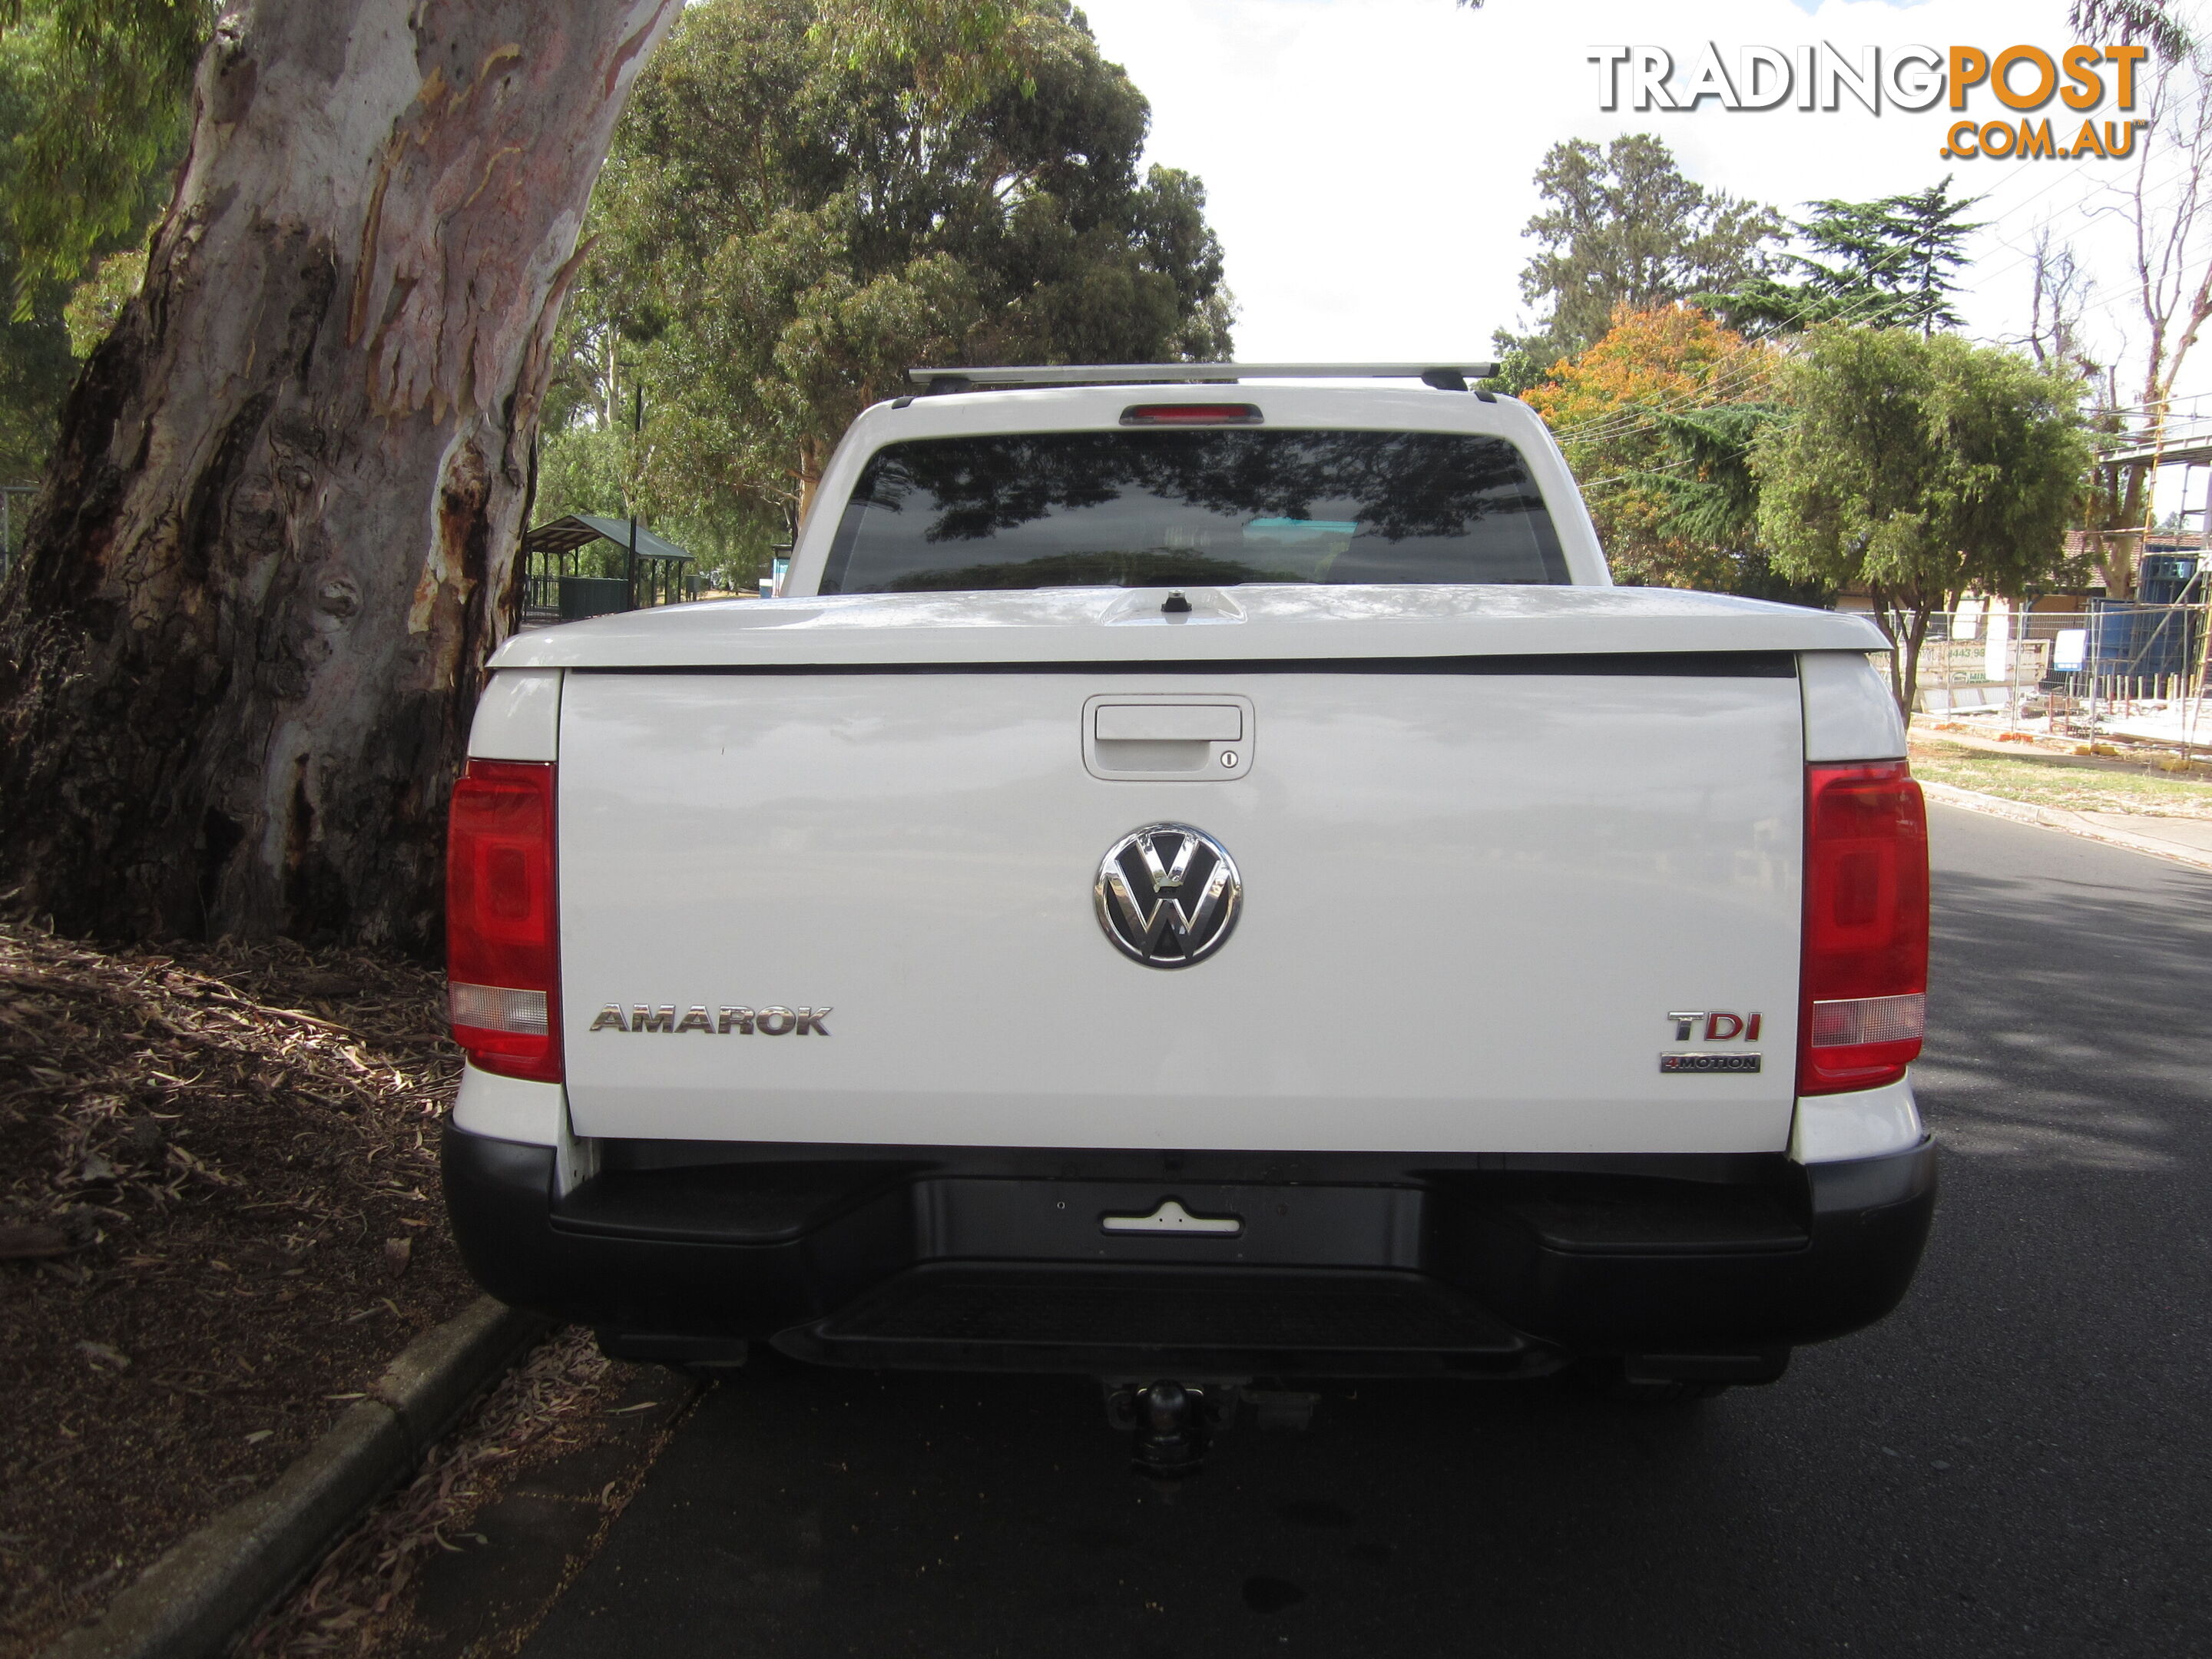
left=796, top=434, right=826, bottom=527
left=0, top=0, right=678, bottom=949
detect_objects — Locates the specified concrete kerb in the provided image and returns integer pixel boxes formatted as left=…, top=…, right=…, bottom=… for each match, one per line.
left=1922, top=780, right=2212, bottom=873
left=39, top=1296, right=550, bottom=1659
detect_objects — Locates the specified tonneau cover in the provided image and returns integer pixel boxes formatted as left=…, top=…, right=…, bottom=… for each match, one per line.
left=493, top=584, right=1886, bottom=671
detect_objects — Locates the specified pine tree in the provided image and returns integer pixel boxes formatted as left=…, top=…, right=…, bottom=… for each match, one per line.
left=1718, top=178, right=1981, bottom=339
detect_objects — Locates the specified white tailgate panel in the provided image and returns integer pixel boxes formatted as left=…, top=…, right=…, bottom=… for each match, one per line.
left=559, top=671, right=1803, bottom=1153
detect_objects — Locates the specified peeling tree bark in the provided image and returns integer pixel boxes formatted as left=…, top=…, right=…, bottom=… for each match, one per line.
left=0, top=0, right=679, bottom=949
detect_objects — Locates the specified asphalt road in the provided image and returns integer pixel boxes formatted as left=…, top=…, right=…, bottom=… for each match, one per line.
left=512, top=808, right=2212, bottom=1658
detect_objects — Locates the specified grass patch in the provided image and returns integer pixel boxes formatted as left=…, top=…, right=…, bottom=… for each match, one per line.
left=1910, top=740, right=2212, bottom=819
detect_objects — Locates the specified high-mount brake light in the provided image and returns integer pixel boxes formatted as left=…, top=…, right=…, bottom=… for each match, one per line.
left=1120, top=403, right=1264, bottom=426
left=447, top=759, right=561, bottom=1084
left=1799, top=760, right=1929, bottom=1096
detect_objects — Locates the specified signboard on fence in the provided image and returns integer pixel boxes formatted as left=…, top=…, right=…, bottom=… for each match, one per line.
left=1984, top=604, right=2011, bottom=682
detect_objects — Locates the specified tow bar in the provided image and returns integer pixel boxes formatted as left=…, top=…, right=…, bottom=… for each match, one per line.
left=1104, top=1380, right=1320, bottom=1478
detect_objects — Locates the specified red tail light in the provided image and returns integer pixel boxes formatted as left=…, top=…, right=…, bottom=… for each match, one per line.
left=447, top=760, right=561, bottom=1083
left=1799, top=761, right=1928, bottom=1096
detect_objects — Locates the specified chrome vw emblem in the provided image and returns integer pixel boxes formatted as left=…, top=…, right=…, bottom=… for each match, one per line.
left=1094, top=823, right=1242, bottom=968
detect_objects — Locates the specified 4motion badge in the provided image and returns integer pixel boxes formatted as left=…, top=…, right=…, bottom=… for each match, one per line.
left=1095, top=823, right=1241, bottom=968
left=1661, top=1052, right=1761, bottom=1075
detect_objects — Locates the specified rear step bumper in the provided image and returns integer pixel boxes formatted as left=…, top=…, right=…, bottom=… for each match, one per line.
left=442, top=1126, right=1936, bottom=1376
left=777, top=1264, right=1541, bottom=1378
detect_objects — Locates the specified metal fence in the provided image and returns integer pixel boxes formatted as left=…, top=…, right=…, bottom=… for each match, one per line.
left=1912, top=601, right=2210, bottom=737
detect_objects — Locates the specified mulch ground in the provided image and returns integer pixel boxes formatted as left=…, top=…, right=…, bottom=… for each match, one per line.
left=0, top=919, right=477, bottom=1659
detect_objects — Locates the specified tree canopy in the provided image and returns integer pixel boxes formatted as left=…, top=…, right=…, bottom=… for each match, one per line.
left=0, top=0, right=207, bottom=309
left=1753, top=326, right=2090, bottom=710
left=538, top=0, right=1233, bottom=575
left=1492, top=135, right=1780, bottom=390
left=0, top=38, right=73, bottom=482
left=2070, top=0, right=2194, bottom=64
left=1520, top=305, right=1813, bottom=598
left=1719, top=179, right=1981, bottom=339
left=0, top=1, right=200, bottom=485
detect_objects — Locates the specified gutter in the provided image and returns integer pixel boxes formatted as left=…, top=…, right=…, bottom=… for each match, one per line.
left=38, top=1297, right=548, bottom=1659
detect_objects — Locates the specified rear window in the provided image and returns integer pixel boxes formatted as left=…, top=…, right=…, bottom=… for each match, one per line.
left=819, top=429, right=1569, bottom=594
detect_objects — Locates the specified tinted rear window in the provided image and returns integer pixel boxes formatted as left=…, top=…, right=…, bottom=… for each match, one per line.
left=819, top=429, right=1568, bottom=594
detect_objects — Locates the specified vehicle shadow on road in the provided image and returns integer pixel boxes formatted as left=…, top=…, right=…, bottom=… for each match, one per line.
left=522, top=1359, right=1856, bottom=1659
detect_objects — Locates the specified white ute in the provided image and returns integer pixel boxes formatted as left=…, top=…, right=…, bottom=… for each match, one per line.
left=441, top=364, right=1935, bottom=1430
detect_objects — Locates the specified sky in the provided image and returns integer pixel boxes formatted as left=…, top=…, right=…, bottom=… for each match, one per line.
left=1075, top=0, right=2212, bottom=507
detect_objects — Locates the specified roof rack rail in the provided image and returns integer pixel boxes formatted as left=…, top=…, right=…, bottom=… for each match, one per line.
left=906, top=362, right=1499, bottom=392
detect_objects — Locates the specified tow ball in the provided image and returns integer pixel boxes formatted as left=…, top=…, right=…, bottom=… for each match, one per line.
left=1111, top=1379, right=1211, bottom=1478
left=1105, top=1380, right=1320, bottom=1477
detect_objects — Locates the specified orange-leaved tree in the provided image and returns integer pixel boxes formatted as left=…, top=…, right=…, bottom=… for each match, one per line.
left=1522, top=303, right=1782, bottom=592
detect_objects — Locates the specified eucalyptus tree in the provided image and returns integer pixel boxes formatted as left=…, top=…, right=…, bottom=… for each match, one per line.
left=0, top=0, right=1025, bottom=948
left=561, top=0, right=1232, bottom=531
left=2070, top=0, right=2193, bottom=63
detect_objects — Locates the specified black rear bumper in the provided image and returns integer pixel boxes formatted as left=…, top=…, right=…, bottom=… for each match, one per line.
left=442, top=1125, right=1935, bottom=1378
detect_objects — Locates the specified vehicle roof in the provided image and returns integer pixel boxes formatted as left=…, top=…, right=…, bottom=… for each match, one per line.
left=904, top=362, right=1498, bottom=387
left=833, top=378, right=1552, bottom=442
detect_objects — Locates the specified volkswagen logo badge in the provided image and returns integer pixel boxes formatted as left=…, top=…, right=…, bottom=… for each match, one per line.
left=1094, top=823, right=1242, bottom=968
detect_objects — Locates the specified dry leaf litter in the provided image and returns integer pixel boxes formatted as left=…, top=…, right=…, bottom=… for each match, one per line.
left=0, top=919, right=475, bottom=1658
left=242, top=1330, right=675, bottom=1657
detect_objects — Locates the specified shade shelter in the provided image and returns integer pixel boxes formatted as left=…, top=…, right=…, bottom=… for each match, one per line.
left=520, top=514, right=695, bottom=623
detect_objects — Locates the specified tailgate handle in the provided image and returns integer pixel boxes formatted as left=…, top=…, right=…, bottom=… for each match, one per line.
left=1094, top=704, right=1242, bottom=743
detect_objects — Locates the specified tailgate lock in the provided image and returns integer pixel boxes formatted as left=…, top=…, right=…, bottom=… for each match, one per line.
left=1084, top=694, right=1253, bottom=781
